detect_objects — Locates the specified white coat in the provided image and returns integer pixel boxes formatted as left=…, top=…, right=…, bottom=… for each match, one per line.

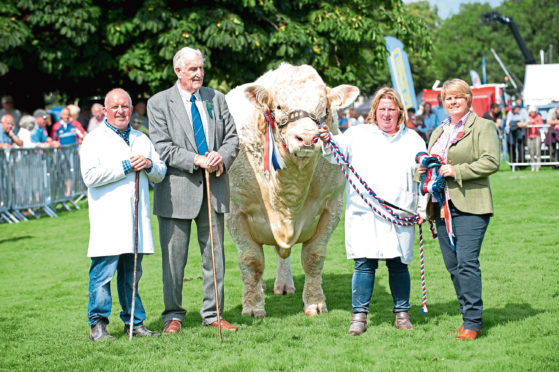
left=80, top=124, right=166, bottom=257
left=323, top=124, right=427, bottom=264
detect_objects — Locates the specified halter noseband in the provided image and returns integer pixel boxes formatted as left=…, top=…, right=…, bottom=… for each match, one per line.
left=275, top=109, right=329, bottom=128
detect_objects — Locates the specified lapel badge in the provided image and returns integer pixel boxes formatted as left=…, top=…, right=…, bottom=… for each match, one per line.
left=206, top=101, right=214, bottom=119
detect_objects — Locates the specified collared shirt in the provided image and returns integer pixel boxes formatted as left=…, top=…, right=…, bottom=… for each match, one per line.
left=176, top=82, right=209, bottom=138
left=105, top=120, right=131, bottom=145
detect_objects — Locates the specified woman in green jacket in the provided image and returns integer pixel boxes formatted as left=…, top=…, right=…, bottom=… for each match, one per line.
left=419, top=79, right=500, bottom=340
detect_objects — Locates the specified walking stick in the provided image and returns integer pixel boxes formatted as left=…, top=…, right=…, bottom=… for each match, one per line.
left=205, top=169, right=222, bottom=341
left=129, top=171, right=140, bottom=341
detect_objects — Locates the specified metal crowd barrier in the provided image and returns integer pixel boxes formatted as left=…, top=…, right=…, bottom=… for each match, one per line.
left=0, top=145, right=87, bottom=223
left=504, top=124, right=559, bottom=171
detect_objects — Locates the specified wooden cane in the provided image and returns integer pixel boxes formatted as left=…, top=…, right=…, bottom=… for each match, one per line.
left=129, top=171, right=140, bottom=341
left=205, top=169, right=222, bottom=341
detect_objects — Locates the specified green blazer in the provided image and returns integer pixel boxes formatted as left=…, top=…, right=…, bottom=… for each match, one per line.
left=427, top=112, right=500, bottom=215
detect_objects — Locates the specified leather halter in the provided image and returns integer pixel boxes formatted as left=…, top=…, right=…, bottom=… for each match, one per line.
left=275, top=109, right=329, bottom=128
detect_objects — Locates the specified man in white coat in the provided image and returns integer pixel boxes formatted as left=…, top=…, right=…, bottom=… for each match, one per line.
left=80, top=88, right=167, bottom=341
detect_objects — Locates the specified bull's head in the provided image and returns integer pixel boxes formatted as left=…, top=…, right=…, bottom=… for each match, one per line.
left=244, top=64, right=360, bottom=159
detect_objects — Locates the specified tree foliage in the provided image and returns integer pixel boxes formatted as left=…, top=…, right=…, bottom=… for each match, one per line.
left=425, top=0, right=559, bottom=99
left=0, top=0, right=432, bottom=112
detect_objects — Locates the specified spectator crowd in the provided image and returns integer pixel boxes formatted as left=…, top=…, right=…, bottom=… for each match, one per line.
left=0, top=94, right=150, bottom=150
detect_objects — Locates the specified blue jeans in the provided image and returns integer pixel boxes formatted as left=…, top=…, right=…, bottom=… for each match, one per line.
left=351, top=257, right=410, bottom=314
left=87, top=254, right=146, bottom=327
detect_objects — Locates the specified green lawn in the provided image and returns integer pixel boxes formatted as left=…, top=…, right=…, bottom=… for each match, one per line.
left=1, top=164, right=558, bottom=371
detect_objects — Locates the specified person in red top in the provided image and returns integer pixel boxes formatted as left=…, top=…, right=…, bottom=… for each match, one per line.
left=527, top=106, right=543, bottom=171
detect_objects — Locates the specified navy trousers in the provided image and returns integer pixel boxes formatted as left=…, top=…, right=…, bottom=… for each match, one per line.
left=435, top=202, right=490, bottom=332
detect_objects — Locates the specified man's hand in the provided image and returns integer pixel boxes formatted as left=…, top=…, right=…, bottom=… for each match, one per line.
left=195, top=152, right=224, bottom=175
left=130, top=155, right=152, bottom=171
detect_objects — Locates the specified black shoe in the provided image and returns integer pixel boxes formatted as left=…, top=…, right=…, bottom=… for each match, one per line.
left=89, top=319, right=114, bottom=341
left=124, top=324, right=161, bottom=337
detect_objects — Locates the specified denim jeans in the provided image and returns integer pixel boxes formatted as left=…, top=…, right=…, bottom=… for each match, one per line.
left=87, top=254, right=146, bottom=327
left=351, top=257, right=410, bottom=314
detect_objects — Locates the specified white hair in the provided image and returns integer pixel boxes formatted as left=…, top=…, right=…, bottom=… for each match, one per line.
left=173, top=47, right=204, bottom=71
left=19, top=115, right=35, bottom=130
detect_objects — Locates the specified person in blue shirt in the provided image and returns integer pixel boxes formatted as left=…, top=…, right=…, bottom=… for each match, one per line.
left=0, top=114, right=23, bottom=148
left=30, top=109, right=56, bottom=148
left=431, top=94, right=450, bottom=129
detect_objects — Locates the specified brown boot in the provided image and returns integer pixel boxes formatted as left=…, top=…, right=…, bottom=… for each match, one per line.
left=348, top=312, right=367, bottom=335
left=394, top=312, right=414, bottom=330
left=89, top=319, right=114, bottom=341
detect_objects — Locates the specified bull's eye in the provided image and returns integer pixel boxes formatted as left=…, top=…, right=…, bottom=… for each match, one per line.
left=276, top=105, right=281, bottom=110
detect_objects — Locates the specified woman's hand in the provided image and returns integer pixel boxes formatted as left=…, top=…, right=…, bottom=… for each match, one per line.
left=418, top=164, right=427, bottom=175
left=318, top=124, right=330, bottom=143
left=439, top=164, right=456, bottom=178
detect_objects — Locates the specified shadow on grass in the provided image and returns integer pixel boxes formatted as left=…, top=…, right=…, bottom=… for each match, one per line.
left=0, top=235, right=34, bottom=244
left=222, top=272, right=545, bottom=332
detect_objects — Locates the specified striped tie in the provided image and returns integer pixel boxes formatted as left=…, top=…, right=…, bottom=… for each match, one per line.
left=190, top=95, right=208, bottom=155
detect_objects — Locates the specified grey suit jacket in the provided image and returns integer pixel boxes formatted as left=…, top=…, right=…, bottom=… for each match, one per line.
left=148, top=85, right=239, bottom=219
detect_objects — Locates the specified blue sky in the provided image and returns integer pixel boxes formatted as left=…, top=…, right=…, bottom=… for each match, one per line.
left=403, top=0, right=504, bottom=19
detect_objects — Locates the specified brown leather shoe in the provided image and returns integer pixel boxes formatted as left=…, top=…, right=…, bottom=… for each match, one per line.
left=394, top=312, right=414, bottom=330
left=208, top=319, right=238, bottom=332
left=456, top=328, right=481, bottom=340
left=348, top=312, right=367, bottom=336
left=163, top=320, right=182, bottom=334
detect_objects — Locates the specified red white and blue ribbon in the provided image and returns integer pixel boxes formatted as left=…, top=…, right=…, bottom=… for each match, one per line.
left=263, top=110, right=286, bottom=173
left=416, top=152, right=455, bottom=250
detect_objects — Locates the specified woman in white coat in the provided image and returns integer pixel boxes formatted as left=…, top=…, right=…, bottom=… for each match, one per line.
left=80, top=88, right=166, bottom=341
left=319, top=87, right=427, bottom=335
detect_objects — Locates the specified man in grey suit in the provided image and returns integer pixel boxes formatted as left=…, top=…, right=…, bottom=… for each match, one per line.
left=148, top=46, right=239, bottom=334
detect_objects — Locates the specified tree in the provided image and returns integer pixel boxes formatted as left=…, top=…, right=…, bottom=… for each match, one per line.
left=403, top=0, right=442, bottom=91
left=427, top=0, right=559, bottom=99
left=0, top=0, right=432, bottom=112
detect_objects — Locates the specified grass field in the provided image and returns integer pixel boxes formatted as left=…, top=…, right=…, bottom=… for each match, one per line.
left=1, top=164, right=558, bottom=371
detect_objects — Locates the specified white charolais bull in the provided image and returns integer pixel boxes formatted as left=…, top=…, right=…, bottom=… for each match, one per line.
left=225, top=63, right=359, bottom=317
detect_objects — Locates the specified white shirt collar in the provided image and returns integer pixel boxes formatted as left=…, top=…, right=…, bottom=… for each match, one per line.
left=176, top=81, right=201, bottom=102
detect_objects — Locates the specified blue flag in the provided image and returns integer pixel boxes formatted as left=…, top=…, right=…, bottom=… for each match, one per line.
left=385, top=36, right=417, bottom=110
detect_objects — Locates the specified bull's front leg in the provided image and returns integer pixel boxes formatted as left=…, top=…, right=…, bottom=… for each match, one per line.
left=301, top=241, right=327, bottom=316
left=226, top=210, right=267, bottom=318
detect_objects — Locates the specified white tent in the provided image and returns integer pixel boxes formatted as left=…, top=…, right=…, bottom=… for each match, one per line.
left=523, top=64, right=559, bottom=106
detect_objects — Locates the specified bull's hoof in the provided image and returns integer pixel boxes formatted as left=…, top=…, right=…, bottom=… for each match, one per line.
left=242, top=308, right=266, bottom=318
left=304, top=303, right=328, bottom=317
left=274, top=283, right=296, bottom=296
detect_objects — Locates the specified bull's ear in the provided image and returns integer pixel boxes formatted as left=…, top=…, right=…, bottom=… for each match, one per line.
left=245, top=85, right=272, bottom=111
left=328, top=85, right=360, bottom=109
